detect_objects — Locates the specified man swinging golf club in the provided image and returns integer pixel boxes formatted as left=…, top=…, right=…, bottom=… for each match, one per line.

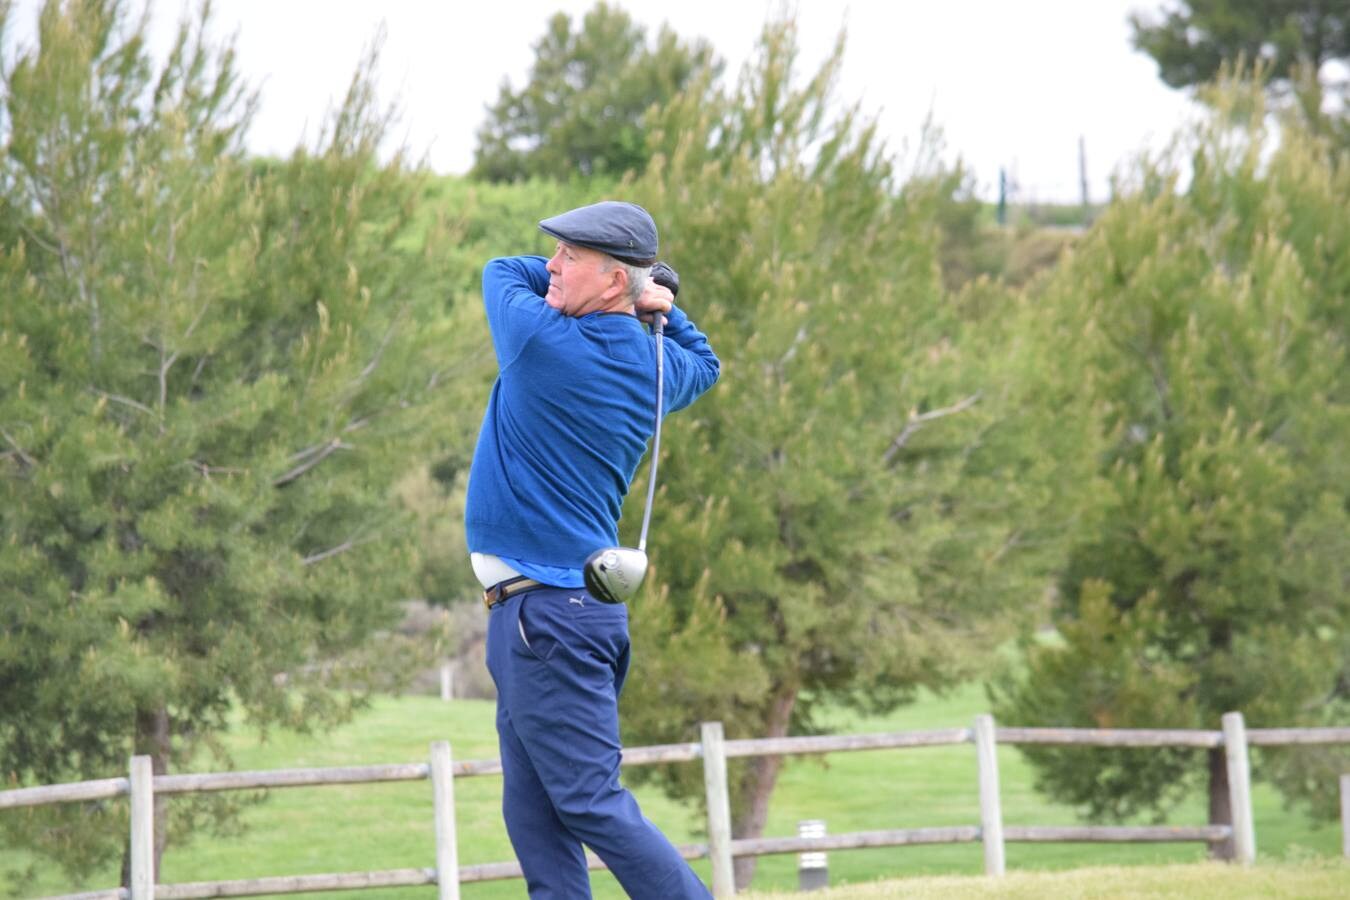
left=465, top=200, right=720, bottom=898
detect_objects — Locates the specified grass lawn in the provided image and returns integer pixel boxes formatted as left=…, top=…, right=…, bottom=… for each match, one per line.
left=3, top=683, right=1346, bottom=899
left=744, top=860, right=1350, bottom=899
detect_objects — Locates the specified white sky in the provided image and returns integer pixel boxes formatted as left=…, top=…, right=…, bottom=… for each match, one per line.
left=5, top=0, right=1200, bottom=203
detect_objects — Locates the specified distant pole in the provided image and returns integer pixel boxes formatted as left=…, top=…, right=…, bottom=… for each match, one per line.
left=1078, top=135, right=1090, bottom=222
left=440, top=663, right=453, bottom=702
left=997, top=168, right=1008, bottom=226
left=797, top=819, right=828, bottom=890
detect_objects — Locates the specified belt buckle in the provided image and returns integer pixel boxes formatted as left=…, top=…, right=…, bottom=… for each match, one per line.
left=483, top=582, right=505, bottom=610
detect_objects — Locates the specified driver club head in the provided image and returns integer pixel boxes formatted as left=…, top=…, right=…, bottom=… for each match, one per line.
left=583, top=546, right=648, bottom=604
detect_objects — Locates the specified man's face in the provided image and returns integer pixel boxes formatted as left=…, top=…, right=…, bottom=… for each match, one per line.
left=545, top=241, right=625, bottom=316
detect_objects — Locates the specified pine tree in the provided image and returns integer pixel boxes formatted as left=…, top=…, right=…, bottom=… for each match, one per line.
left=471, top=1, right=718, bottom=182
left=1131, top=0, right=1350, bottom=90
left=619, top=19, right=1075, bottom=889
left=992, top=76, right=1350, bottom=858
left=0, top=0, right=454, bottom=881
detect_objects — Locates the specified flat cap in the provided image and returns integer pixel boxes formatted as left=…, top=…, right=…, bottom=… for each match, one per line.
left=539, top=201, right=658, bottom=266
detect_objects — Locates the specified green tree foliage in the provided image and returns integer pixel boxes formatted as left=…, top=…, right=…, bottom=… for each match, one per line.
left=992, top=77, right=1350, bottom=857
left=1130, top=0, right=1350, bottom=90
left=0, top=0, right=453, bottom=881
left=471, top=1, right=718, bottom=182
left=620, top=20, right=1077, bottom=889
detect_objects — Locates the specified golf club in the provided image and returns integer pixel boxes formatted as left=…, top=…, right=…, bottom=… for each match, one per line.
left=583, top=308, right=666, bottom=604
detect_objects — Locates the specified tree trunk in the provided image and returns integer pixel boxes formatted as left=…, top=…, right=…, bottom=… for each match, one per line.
left=1207, top=746, right=1235, bottom=860
left=121, top=706, right=172, bottom=888
left=731, top=684, right=798, bottom=891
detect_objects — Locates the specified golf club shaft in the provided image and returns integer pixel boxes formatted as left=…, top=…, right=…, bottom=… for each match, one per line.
left=637, top=311, right=664, bottom=553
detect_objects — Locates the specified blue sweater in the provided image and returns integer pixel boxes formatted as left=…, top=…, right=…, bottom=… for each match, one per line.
left=465, top=256, right=720, bottom=575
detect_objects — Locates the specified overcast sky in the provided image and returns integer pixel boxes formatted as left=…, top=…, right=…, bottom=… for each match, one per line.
left=5, top=0, right=1200, bottom=202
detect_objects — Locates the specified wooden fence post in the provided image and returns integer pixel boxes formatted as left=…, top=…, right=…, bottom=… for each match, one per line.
left=430, top=741, right=460, bottom=900
left=1221, top=712, right=1256, bottom=864
left=1340, top=775, right=1349, bottom=859
left=973, top=714, right=1005, bottom=877
left=701, top=722, right=735, bottom=898
left=129, top=755, right=155, bottom=900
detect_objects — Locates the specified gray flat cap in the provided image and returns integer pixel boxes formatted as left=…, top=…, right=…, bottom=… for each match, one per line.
left=539, top=201, right=658, bottom=266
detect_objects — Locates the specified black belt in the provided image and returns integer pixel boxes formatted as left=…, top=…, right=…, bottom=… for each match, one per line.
left=483, top=575, right=543, bottom=610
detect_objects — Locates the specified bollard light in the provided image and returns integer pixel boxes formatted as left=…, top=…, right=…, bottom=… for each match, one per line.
left=798, top=819, right=828, bottom=891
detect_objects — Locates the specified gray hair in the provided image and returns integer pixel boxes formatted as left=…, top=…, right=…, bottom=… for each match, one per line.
left=603, top=257, right=651, bottom=304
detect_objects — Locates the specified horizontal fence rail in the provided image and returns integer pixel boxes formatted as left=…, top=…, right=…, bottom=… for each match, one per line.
left=1246, top=727, right=1350, bottom=746
left=0, top=778, right=129, bottom=810
left=155, top=869, right=438, bottom=899
left=6, top=713, right=1349, bottom=900
left=731, top=825, right=982, bottom=856
left=996, top=727, right=1223, bottom=747
left=724, top=728, right=974, bottom=757
left=156, top=764, right=431, bottom=795
left=1003, top=825, right=1231, bottom=843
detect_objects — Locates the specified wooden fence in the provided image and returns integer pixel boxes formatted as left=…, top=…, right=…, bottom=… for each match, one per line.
left=4, top=712, right=1350, bottom=899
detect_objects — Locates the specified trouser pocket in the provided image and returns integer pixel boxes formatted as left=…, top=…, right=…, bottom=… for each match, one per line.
left=514, top=593, right=558, bottom=662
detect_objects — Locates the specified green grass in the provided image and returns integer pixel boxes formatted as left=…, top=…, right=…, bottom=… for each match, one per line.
left=745, top=860, right=1350, bottom=898
left=4, top=685, right=1345, bottom=899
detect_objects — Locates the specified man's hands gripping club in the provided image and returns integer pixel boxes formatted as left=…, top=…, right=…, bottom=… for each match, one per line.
left=635, top=261, right=679, bottom=326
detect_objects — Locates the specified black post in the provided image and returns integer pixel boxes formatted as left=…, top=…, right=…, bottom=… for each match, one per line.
left=997, top=168, right=1007, bottom=226
left=1078, top=136, right=1090, bottom=223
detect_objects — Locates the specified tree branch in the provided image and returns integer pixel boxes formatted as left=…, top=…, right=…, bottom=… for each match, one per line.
left=283, top=415, right=367, bottom=462
left=159, top=301, right=210, bottom=411
left=88, top=386, right=158, bottom=419
left=47, top=214, right=101, bottom=362
left=273, top=437, right=353, bottom=487
left=17, top=223, right=62, bottom=258
left=186, top=459, right=246, bottom=480
left=301, top=533, right=379, bottom=566
left=159, top=349, right=175, bottom=412
left=778, top=325, right=808, bottom=368
left=1146, top=351, right=1174, bottom=422
left=1, top=428, right=37, bottom=468
left=989, top=529, right=1023, bottom=564
left=1108, top=333, right=1174, bottom=423
left=190, top=354, right=210, bottom=390
left=358, top=315, right=401, bottom=383
left=882, top=392, right=982, bottom=464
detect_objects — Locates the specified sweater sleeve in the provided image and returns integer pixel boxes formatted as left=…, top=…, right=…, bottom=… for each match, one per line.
left=659, top=303, right=720, bottom=414
left=481, top=256, right=554, bottom=368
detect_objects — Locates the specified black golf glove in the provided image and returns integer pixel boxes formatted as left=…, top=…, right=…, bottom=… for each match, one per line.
left=651, top=261, right=679, bottom=298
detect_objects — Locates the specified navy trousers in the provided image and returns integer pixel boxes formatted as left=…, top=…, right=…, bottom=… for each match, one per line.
left=485, top=586, right=712, bottom=899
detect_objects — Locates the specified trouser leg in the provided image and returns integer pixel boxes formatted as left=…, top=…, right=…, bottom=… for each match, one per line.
left=495, top=588, right=711, bottom=899
left=497, top=706, right=591, bottom=898
left=488, top=592, right=592, bottom=898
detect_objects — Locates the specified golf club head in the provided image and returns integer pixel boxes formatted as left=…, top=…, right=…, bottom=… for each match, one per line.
left=583, top=546, right=648, bottom=604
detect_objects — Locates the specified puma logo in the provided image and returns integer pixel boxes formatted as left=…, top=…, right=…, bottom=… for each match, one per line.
left=568, top=596, right=585, bottom=607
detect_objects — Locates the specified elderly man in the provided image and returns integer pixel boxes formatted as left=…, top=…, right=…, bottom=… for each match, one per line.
left=466, top=201, right=720, bottom=898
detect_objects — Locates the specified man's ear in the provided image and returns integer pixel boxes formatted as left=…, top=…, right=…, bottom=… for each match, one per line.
left=604, top=265, right=628, bottom=302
